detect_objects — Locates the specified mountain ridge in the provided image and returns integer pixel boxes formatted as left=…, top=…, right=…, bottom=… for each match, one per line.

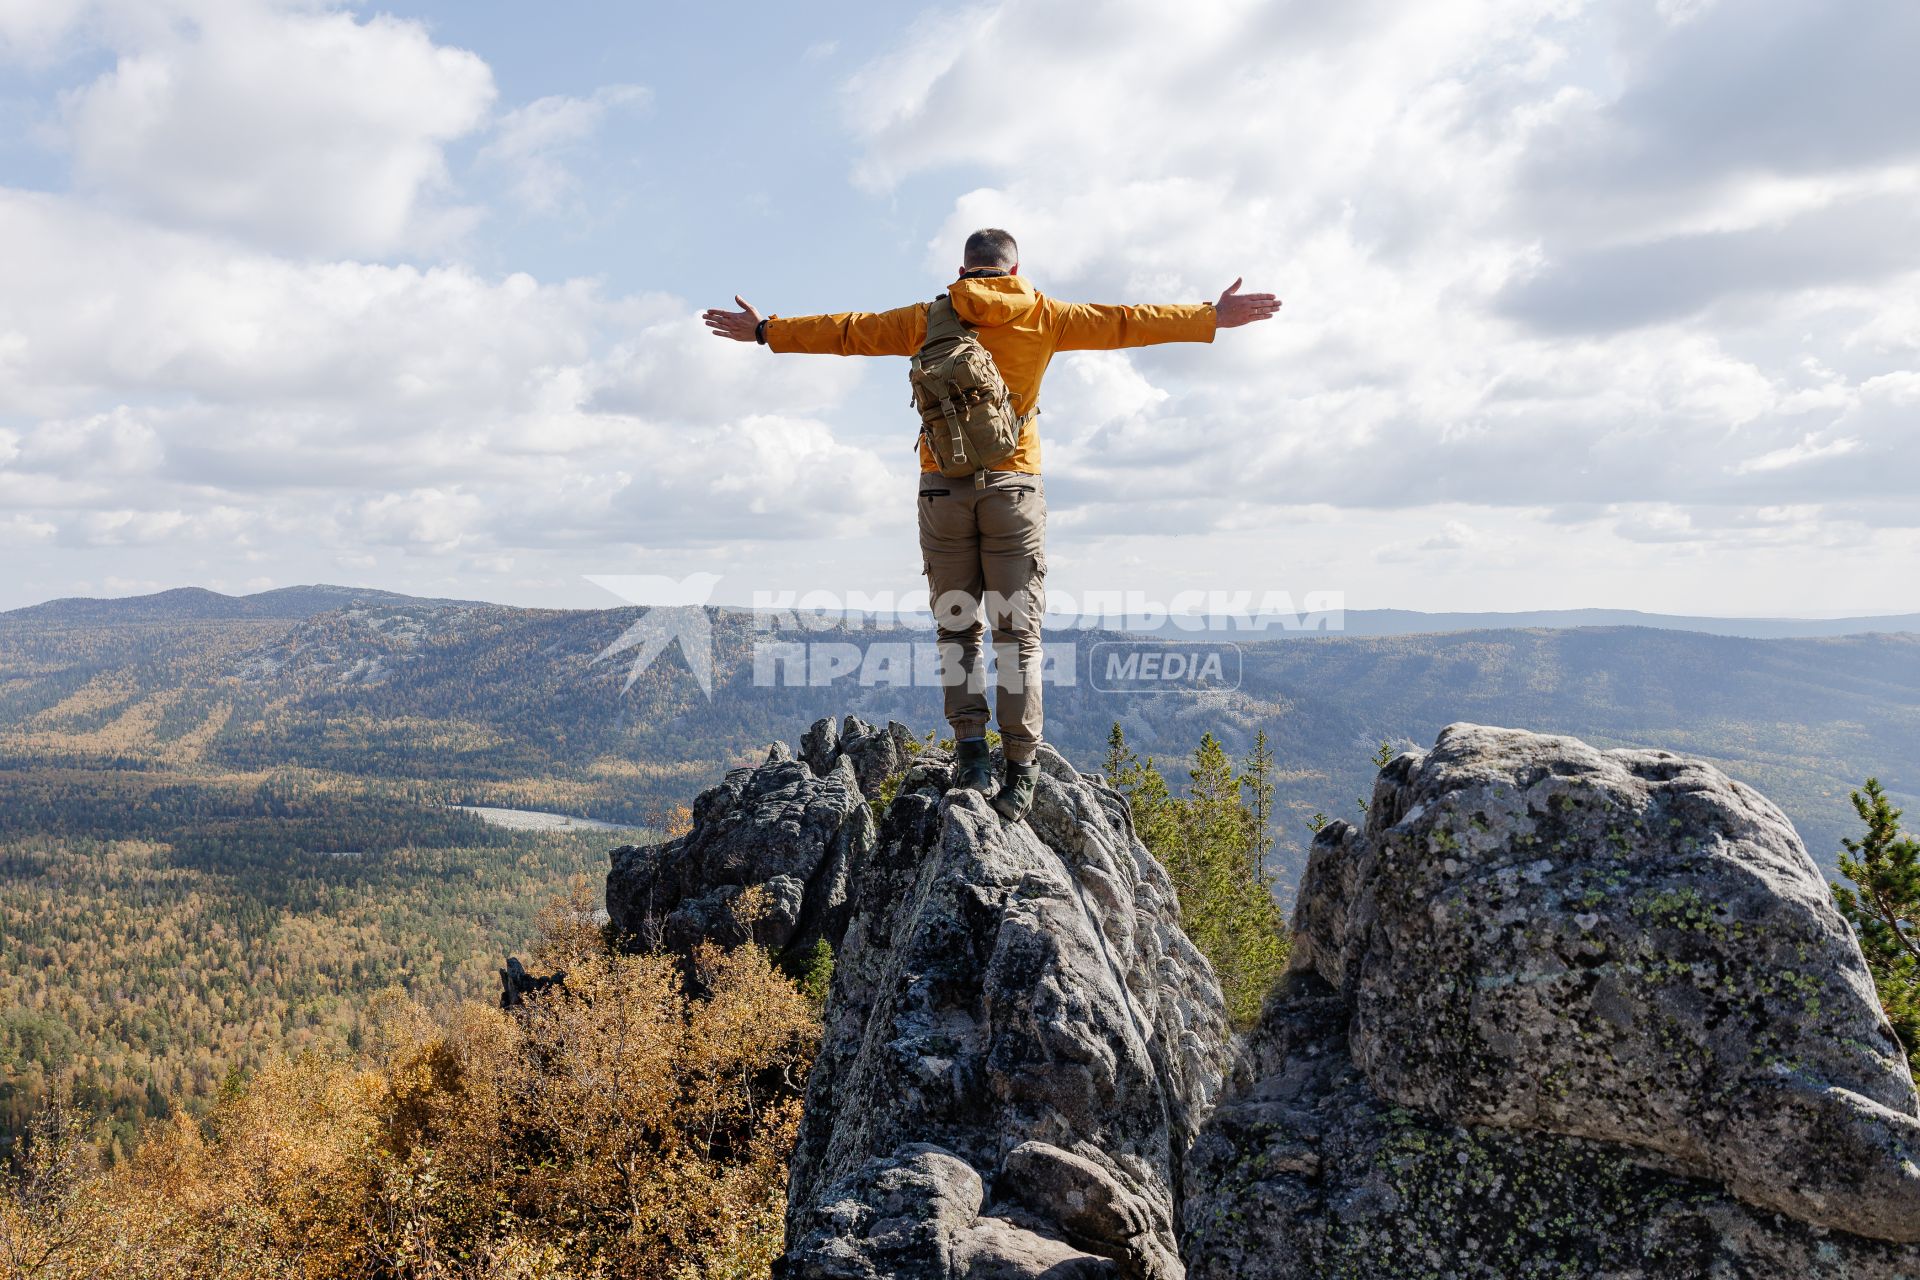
left=0, top=592, right=1912, bottom=878
left=0, top=583, right=490, bottom=626
left=6, top=582, right=1918, bottom=640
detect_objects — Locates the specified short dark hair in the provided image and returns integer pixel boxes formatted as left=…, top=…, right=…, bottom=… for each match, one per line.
left=963, top=228, right=1019, bottom=270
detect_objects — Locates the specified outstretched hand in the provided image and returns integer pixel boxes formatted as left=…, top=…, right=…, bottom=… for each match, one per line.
left=1214, top=279, right=1281, bottom=329
left=703, top=295, right=764, bottom=342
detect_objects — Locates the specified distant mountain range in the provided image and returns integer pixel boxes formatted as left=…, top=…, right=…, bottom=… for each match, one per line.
left=7, top=584, right=1915, bottom=641
left=1135, top=607, right=1920, bottom=641
left=0, top=582, right=1914, bottom=886
left=0, top=584, right=489, bottom=626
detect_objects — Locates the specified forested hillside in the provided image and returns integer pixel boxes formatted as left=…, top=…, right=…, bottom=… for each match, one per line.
left=0, top=768, right=612, bottom=1159
left=4, top=591, right=1912, bottom=869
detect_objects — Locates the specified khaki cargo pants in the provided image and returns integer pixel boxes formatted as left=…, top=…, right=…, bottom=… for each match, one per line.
left=917, top=471, right=1046, bottom=763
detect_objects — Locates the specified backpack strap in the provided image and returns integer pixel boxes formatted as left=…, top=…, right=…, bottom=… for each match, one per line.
left=915, top=295, right=976, bottom=478
left=924, top=293, right=971, bottom=345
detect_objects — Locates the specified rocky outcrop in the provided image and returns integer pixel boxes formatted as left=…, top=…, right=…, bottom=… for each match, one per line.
left=777, top=744, right=1232, bottom=1279
left=606, top=714, right=1232, bottom=1278
left=606, top=716, right=1920, bottom=1277
left=498, top=956, right=564, bottom=1009
left=604, top=715, right=917, bottom=958
left=1185, top=723, right=1920, bottom=1278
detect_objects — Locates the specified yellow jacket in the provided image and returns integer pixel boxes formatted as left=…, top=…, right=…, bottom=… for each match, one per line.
left=764, top=273, right=1216, bottom=474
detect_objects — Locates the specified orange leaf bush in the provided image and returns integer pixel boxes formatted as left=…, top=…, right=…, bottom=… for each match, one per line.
left=2, top=881, right=818, bottom=1279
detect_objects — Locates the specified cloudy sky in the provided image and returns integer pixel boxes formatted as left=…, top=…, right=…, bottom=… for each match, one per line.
left=2, top=0, right=1916, bottom=616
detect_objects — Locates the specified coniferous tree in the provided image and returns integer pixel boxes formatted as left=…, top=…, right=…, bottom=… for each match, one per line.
left=1104, top=724, right=1290, bottom=1028
left=1104, top=724, right=1181, bottom=858
left=1833, top=778, right=1920, bottom=1069
left=1241, top=730, right=1276, bottom=885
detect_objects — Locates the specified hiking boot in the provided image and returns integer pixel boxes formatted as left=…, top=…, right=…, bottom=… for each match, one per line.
left=953, top=736, right=996, bottom=795
left=991, top=759, right=1040, bottom=822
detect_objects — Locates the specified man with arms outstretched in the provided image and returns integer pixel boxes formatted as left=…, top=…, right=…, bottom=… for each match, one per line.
left=705, top=229, right=1279, bottom=820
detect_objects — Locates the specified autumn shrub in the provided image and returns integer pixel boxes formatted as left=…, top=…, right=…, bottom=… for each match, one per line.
left=1, top=882, right=818, bottom=1280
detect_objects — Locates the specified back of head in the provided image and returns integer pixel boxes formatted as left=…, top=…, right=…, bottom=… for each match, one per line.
left=962, top=228, right=1018, bottom=271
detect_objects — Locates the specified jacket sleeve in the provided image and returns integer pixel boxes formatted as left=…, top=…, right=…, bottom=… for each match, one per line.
left=763, top=303, right=928, bottom=357
left=1050, top=300, right=1217, bottom=351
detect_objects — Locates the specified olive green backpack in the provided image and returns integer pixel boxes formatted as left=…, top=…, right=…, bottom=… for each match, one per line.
left=909, top=295, right=1034, bottom=486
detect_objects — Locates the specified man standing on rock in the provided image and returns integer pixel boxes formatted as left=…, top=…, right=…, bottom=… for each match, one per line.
left=704, top=229, right=1280, bottom=819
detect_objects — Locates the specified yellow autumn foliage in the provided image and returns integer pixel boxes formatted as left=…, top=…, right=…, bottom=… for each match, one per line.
left=1, top=885, right=818, bottom=1280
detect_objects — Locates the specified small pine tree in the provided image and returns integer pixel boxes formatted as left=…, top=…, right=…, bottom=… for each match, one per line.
left=1833, top=778, right=1920, bottom=1069
left=1104, top=724, right=1181, bottom=857
left=1105, top=723, right=1290, bottom=1029
left=1241, top=730, right=1276, bottom=886
left=790, top=938, right=835, bottom=1007
left=1185, top=733, right=1250, bottom=885
left=1103, top=722, right=1133, bottom=784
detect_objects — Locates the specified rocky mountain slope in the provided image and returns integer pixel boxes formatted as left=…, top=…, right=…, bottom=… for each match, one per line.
left=605, top=715, right=1920, bottom=1278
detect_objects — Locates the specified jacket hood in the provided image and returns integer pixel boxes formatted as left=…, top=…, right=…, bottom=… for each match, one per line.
left=948, top=274, right=1038, bottom=327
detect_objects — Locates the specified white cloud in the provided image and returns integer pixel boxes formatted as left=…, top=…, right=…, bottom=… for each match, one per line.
left=0, top=0, right=84, bottom=63
left=1731, top=433, right=1863, bottom=475
left=60, top=2, right=495, bottom=256
left=583, top=314, right=860, bottom=426
left=354, top=487, right=486, bottom=553
left=0, top=190, right=594, bottom=419
left=0, top=183, right=898, bottom=575
left=1375, top=518, right=1522, bottom=564
left=481, top=84, right=650, bottom=214
left=840, top=0, right=1920, bottom=574
left=19, top=406, right=166, bottom=476
left=0, top=513, right=57, bottom=546
left=63, top=504, right=253, bottom=549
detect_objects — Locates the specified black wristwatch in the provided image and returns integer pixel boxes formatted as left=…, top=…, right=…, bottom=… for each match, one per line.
left=755, top=318, right=770, bottom=345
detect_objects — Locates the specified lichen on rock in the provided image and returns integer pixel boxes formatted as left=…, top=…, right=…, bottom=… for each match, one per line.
left=1186, top=722, right=1920, bottom=1279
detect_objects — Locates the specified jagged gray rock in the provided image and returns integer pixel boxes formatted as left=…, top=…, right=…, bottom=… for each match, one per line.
left=605, top=752, right=869, bottom=958
left=833, top=713, right=922, bottom=797
left=607, top=714, right=1231, bottom=1277
left=777, top=744, right=1233, bottom=1279
left=1185, top=723, right=1920, bottom=1279
left=604, top=715, right=914, bottom=959
left=498, top=955, right=564, bottom=1009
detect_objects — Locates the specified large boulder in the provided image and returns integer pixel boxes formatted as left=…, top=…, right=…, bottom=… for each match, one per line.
left=1185, top=723, right=1920, bottom=1278
left=776, top=745, right=1233, bottom=1279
